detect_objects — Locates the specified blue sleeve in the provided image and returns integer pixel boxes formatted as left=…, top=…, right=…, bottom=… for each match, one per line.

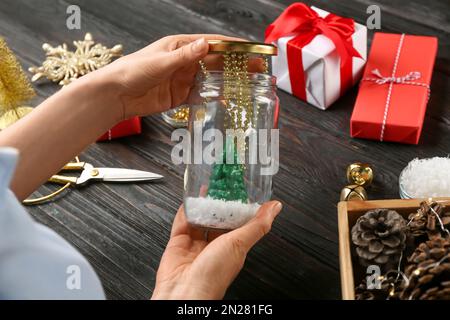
left=0, top=147, right=105, bottom=300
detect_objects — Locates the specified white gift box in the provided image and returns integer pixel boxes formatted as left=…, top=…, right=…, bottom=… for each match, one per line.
left=271, top=6, right=367, bottom=110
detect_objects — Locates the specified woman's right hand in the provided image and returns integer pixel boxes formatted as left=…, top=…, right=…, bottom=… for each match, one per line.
left=152, top=201, right=282, bottom=300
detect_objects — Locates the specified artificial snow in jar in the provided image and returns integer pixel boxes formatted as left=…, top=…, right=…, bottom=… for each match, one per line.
left=183, top=41, right=279, bottom=230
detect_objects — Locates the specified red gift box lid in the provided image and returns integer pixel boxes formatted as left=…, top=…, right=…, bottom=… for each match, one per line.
left=97, top=116, right=141, bottom=142
left=350, top=33, right=438, bottom=144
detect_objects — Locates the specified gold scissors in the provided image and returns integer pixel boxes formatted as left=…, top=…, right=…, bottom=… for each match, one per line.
left=24, top=157, right=163, bottom=205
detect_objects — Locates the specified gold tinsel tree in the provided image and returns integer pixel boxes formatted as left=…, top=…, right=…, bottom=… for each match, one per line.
left=0, top=37, right=35, bottom=129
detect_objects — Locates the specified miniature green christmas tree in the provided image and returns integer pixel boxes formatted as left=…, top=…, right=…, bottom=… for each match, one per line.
left=207, top=140, right=248, bottom=203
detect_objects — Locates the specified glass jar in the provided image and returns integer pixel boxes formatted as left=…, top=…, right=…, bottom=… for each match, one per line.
left=398, top=168, right=412, bottom=199
left=183, top=71, right=279, bottom=230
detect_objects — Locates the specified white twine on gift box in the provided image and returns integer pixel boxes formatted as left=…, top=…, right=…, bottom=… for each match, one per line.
left=362, top=33, right=431, bottom=142
left=369, top=70, right=421, bottom=85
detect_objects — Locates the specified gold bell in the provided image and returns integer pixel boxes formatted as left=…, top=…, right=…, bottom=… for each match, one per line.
left=346, top=162, right=373, bottom=187
left=340, top=184, right=368, bottom=201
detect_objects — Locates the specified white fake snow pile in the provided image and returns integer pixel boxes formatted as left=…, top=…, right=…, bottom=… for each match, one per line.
left=185, top=197, right=260, bottom=230
left=401, top=157, right=450, bottom=198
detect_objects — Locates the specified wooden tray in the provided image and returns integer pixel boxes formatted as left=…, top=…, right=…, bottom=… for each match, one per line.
left=337, top=198, right=450, bottom=300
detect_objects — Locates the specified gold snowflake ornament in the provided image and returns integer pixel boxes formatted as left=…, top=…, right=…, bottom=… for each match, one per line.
left=29, top=33, right=123, bottom=86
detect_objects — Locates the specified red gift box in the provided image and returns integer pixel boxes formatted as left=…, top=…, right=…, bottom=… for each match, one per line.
left=350, top=33, right=438, bottom=144
left=97, top=116, right=141, bottom=141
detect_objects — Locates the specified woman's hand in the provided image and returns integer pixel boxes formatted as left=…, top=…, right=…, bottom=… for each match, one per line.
left=99, top=34, right=242, bottom=120
left=1, top=34, right=240, bottom=199
left=151, top=201, right=282, bottom=300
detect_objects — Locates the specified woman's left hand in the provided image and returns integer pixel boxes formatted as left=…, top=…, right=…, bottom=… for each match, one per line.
left=97, top=34, right=241, bottom=120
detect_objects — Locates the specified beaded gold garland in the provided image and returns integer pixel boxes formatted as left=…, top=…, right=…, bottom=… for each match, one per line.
left=200, top=52, right=270, bottom=132
left=172, top=106, right=189, bottom=121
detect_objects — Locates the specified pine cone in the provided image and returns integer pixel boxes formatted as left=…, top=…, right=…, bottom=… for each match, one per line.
left=355, top=279, right=383, bottom=300
left=408, top=205, right=428, bottom=238
left=355, top=273, right=401, bottom=300
left=400, top=237, right=450, bottom=300
left=352, top=209, right=408, bottom=270
left=408, top=201, right=450, bottom=239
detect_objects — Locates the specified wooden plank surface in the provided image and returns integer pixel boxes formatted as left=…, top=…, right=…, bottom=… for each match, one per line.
left=0, top=0, right=448, bottom=299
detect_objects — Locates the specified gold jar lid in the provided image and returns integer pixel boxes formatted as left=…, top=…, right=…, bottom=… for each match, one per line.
left=207, top=40, right=277, bottom=56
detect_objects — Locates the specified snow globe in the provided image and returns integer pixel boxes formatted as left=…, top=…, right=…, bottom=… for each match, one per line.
left=183, top=40, right=279, bottom=230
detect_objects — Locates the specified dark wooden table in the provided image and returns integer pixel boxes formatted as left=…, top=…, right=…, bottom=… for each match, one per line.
left=1, top=0, right=448, bottom=299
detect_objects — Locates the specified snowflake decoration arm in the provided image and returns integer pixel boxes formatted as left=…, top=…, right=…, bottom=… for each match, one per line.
left=29, top=33, right=123, bottom=86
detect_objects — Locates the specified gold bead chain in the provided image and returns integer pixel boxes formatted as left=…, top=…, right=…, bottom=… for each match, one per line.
left=223, top=52, right=251, bottom=131
left=172, top=106, right=189, bottom=121
left=263, top=56, right=269, bottom=74
left=197, top=53, right=271, bottom=164
left=199, top=53, right=270, bottom=132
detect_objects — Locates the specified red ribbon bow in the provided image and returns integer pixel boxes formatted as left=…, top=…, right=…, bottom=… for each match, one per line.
left=265, top=3, right=362, bottom=100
